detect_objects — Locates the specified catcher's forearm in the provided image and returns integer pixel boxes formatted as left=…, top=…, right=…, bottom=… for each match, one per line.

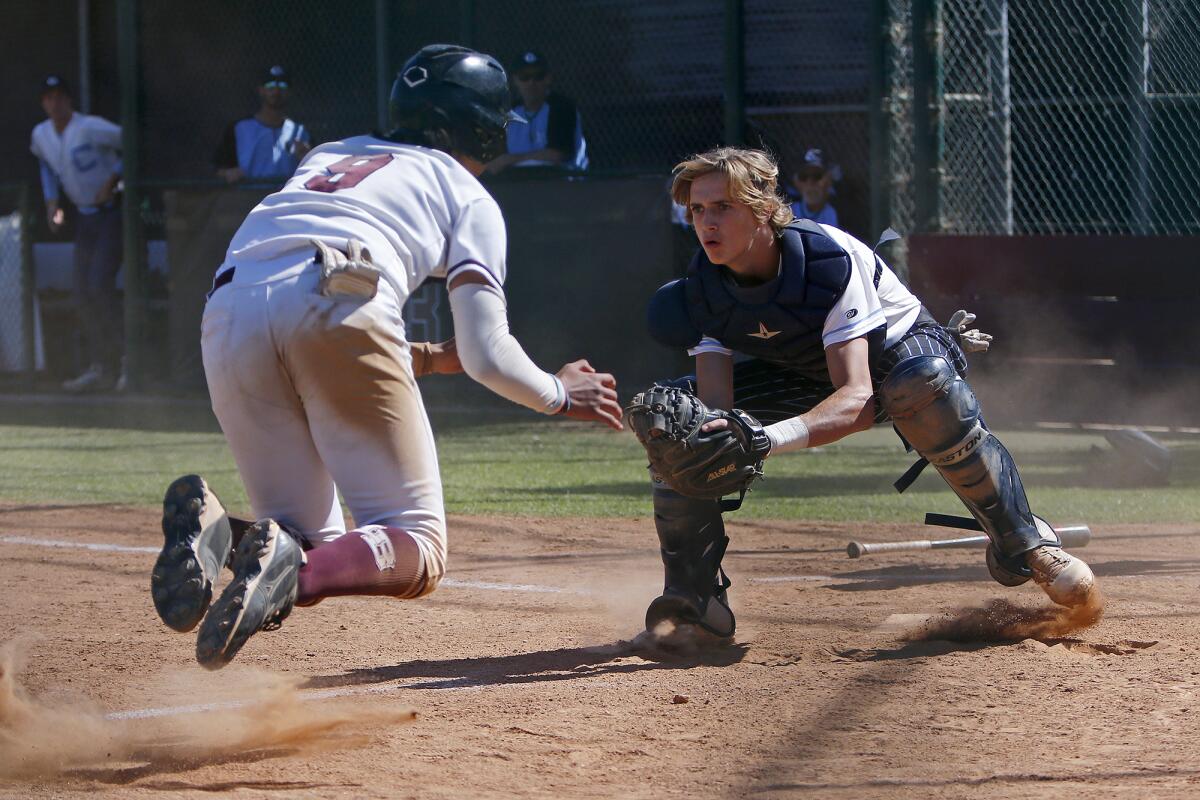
left=792, top=385, right=875, bottom=449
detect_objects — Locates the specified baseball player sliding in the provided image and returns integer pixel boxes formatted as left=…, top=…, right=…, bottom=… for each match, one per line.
left=151, top=44, right=622, bottom=669
left=625, top=147, right=1097, bottom=639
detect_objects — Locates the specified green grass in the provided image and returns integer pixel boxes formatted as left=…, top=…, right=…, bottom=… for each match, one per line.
left=1, top=405, right=1198, bottom=523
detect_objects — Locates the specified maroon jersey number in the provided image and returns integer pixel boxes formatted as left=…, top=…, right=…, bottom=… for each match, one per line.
left=304, top=154, right=392, bottom=193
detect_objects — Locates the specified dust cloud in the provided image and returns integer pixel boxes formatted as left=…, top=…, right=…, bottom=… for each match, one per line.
left=905, top=589, right=1105, bottom=644
left=0, top=638, right=414, bottom=781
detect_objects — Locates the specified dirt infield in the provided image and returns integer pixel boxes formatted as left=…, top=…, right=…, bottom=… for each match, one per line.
left=1, top=504, right=1198, bottom=799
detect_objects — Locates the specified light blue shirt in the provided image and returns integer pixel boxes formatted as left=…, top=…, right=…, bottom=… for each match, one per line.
left=232, top=118, right=310, bottom=178
left=791, top=200, right=839, bottom=228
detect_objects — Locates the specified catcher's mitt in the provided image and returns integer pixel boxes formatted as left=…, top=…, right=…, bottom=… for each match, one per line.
left=625, top=384, right=770, bottom=508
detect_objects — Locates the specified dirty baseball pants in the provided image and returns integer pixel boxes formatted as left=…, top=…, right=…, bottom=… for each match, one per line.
left=201, top=255, right=446, bottom=601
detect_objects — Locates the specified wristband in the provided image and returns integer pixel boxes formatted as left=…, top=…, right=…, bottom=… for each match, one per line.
left=764, top=417, right=810, bottom=454
left=553, top=376, right=571, bottom=415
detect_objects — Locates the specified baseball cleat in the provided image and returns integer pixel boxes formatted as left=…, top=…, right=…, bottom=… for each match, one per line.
left=195, top=518, right=302, bottom=670
left=645, top=585, right=735, bottom=639
left=1026, top=546, right=1096, bottom=607
left=152, top=475, right=233, bottom=632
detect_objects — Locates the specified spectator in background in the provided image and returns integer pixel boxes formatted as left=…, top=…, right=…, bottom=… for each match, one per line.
left=485, top=50, right=588, bottom=174
left=215, top=65, right=311, bottom=183
left=788, top=147, right=839, bottom=227
left=30, top=75, right=125, bottom=393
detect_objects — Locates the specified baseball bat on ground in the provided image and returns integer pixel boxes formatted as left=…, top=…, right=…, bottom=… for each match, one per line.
left=846, top=519, right=1091, bottom=559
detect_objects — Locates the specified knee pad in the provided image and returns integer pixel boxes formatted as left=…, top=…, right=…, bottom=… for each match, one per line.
left=881, top=356, right=1044, bottom=562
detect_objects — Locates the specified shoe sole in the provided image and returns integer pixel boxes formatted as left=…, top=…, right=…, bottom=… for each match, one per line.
left=151, top=475, right=232, bottom=632
left=196, top=521, right=298, bottom=670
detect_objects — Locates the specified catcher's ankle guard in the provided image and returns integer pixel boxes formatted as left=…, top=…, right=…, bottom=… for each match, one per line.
left=647, top=486, right=736, bottom=637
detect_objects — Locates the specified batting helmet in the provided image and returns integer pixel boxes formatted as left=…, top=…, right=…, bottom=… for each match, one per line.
left=387, top=44, right=518, bottom=162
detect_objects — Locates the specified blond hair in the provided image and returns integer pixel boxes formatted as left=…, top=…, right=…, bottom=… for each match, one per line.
left=671, top=147, right=794, bottom=231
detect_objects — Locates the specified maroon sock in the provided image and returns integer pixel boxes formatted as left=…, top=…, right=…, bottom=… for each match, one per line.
left=297, top=526, right=426, bottom=605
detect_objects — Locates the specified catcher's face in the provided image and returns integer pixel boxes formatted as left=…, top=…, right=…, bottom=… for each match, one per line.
left=688, top=172, right=778, bottom=281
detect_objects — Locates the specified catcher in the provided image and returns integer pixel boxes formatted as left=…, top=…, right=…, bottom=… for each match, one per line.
left=626, top=147, right=1097, bottom=639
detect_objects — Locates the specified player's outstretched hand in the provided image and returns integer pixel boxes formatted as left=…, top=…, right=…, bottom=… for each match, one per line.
left=557, top=359, right=623, bottom=431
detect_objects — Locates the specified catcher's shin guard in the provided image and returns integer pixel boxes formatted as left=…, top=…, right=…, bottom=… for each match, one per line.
left=644, top=483, right=735, bottom=637
left=880, top=355, right=1057, bottom=584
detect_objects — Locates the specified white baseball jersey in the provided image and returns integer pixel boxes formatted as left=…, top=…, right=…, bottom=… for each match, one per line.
left=30, top=113, right=123, bottom=212
left=222, top=136, right=506, bottom=306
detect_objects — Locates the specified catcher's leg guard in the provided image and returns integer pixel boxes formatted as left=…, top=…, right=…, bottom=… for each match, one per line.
left=880, top=355, right=1059, bottom=585
left=645, top=483, right=735, bottom=637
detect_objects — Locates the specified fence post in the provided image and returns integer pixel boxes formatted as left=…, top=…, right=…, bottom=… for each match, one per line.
left=117, top=0, right=146, bottom=391
left=724, top=0, right=745, bottom=146
left=19, top=184, right=35, bottom=378
left=459, top=0, right=474, bottom=48
left=376, top=0, right=391, bottom=132
left=869, top=0, right=892, bottom=239
left=911, top=0, right=942, bottom=233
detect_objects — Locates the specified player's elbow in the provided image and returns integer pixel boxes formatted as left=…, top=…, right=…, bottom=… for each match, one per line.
left=845, top=387, right=878, bottom=433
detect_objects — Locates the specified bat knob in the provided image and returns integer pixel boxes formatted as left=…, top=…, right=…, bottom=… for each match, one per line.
left=847, top=541, right=865, bottom=559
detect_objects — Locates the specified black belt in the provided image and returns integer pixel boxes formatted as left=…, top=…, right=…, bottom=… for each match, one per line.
left=208, top=267, right=235, bottom=298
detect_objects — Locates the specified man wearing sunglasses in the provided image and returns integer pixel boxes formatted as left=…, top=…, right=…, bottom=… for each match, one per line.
left=215, top=65, right=312, bottom=183
left=485, top=50, right=587, bottom=174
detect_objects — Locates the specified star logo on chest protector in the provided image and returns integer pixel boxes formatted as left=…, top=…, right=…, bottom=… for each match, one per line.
left=747, top=322, right=782, bottom=340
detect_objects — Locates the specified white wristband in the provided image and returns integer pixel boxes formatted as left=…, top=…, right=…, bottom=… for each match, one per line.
left=764, top=417, right=811, bottom=454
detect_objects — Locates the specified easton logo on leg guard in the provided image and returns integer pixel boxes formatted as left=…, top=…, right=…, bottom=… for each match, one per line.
left=931, top=424, right=989, bottom=467
left=359, top=526, right=396, bottom=571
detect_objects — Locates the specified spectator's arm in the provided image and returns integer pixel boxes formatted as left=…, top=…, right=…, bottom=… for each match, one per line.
left=38, top=159, right=60, bottom=205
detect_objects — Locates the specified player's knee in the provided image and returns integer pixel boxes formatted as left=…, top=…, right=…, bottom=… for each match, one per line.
left=880, top=355, right=980, bottom=457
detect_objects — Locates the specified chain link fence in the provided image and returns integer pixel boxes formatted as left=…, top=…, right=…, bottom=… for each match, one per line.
left=885, top=0, right=1200, bottom=236
left=0, top=185, right=36, bottom=374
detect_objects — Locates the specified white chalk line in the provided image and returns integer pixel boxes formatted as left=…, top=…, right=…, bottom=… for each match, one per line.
left=0, top=534, right=159, bottom=554
left=107, top=681, right=453, bottom=721
left=0, top=533, right=580, bottom=595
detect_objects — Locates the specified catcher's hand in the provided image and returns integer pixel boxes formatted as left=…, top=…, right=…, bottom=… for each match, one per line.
left=625, top=384, right=770, bottom=504
left=947, top=309, right=993, bottom=353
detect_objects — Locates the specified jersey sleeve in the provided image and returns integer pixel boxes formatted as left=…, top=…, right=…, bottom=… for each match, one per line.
left=822, top=245, right=886, bottom=348
left=687, top=336, right=733, bottom=357
left=445, top=197, right=508, bottom=289
left=86, top=116, right=123, bottom=150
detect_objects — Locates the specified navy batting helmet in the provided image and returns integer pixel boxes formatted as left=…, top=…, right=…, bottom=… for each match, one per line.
left=387, top=44, right=517, bottom=162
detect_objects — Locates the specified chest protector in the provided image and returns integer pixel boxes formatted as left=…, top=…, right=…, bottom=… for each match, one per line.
left=683, top=223, right=852, bottom=379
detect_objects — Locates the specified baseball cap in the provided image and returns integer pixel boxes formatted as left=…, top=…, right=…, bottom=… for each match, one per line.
left=512, top=50, right=548, bottom=77
left=262, top=65, right=289, bottom=88
left=796, top=148, right=830, bottom=179
left=40, top=74, right=71, bottom=97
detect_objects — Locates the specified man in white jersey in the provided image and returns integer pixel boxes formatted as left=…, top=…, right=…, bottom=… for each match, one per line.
left=627, top=147, right=1097, bottom=639
left=30, top=75, right=125, bottom=392
left=150, top=45, right=623, bottom=669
